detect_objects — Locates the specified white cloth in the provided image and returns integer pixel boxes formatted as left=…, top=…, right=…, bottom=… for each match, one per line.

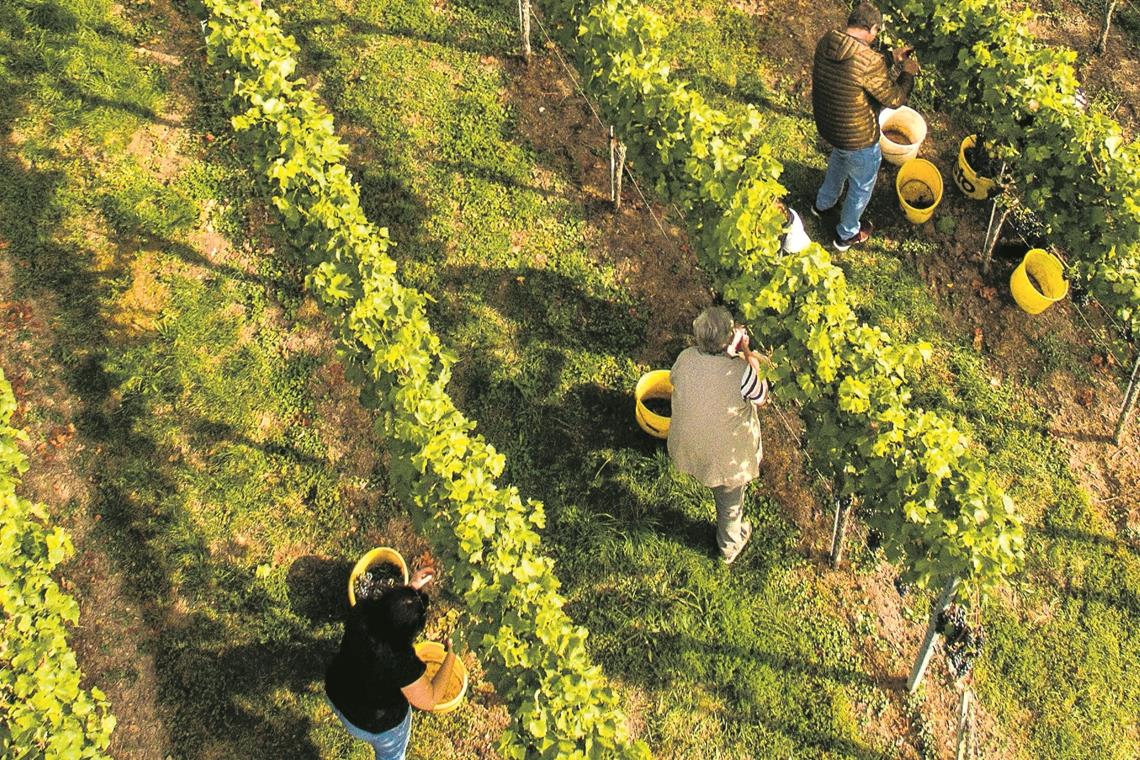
left=781, top=208, right=812, bottom=253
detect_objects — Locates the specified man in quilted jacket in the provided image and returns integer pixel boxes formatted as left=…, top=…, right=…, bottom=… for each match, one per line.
left=811, top=2, right=920, bottom=250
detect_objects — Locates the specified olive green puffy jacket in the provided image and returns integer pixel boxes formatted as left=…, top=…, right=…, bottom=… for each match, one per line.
left=811, top=30, right=914, bottom=150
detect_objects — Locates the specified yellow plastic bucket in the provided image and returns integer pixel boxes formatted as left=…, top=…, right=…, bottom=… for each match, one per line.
left=879, top=106, right=928, bottom=166
left=348, top=547, right=409, bottom=607
left=1010, top=249, right=1069, bottom=314
left=415, top=641, right=469, bottom=713
left=895, top=159, right=943, bottom=224
left=634, top=370, right=672, bottom=439
left=955, top=135, right=998, bottom=201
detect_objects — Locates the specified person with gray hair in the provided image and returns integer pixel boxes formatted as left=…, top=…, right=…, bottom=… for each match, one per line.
left=667, top=306, right=769, bottom=564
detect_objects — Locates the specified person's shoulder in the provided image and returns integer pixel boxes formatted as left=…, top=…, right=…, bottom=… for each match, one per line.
left=674, top=346, right=700, bottom=365
left=853, top=42, right=887, bottom=69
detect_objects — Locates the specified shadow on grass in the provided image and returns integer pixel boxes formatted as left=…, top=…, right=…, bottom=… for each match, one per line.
left=440, top=265, right=647, bottom=353
left=1, top=133, right=331, bottom=760
left=286, top=1, right=516, bottom=62
left=288, top=555, right=354, bottom=625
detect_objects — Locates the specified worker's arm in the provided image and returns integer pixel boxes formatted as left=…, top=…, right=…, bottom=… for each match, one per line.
left=401, top=639, right=457, bottom=711
left=860, top=52, right=916, bottom=109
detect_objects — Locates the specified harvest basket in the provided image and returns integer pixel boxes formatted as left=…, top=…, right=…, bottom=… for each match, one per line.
left=1010, top=249, right=1069, bottom=314
left=348, top=547, right=409, bottom=607
left=954, top=134, right=998, bottom=200
left=415, top=641, right=469, bottom=714
left=896, top=159, right=943, bottom=224
left=635, top=370, right=672, bottom=439
left=879, top=107, right=927, bottom=166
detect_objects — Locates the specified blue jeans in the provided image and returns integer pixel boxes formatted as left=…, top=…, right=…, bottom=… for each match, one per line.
left=329, top=700, right=412, bottom=760
left=815, top=143, right=882, bottom=240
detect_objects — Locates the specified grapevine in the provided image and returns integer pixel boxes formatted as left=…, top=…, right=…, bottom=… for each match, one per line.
left=0, top=368, right=116, bottom=759
left=202, top=2, right=648, bottom=757
left=937, top=604, right=987, bottom=680
left=882, top=0, right=1140, bottom=334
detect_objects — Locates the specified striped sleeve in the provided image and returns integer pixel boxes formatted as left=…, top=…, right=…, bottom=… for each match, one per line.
left=740, top=364, right=767, bottom=404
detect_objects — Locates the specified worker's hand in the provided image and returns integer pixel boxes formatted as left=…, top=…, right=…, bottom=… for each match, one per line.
left=891, top=45, right=914, bottom=64
left=728, top=325, right=750, bottom=357
left=902, top=55, right=921, bottom=75
left=444, top=636, right=453, bottom=653
left=410, top=567, right=435, bottom=590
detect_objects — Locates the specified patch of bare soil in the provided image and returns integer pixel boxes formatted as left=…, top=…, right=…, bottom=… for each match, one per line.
left=1023, top=0, right=1140, bottom=135
left=504, top=47, right=715, bottom=364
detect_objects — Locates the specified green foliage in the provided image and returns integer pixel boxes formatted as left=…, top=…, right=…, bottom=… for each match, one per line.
left=545, top=0, right=1024, bottom=600
left=202, top=2, right=647, bottom=757
left=880, top=0, right=1140, bottom=331
left=0, top=368, right=116, bottom=758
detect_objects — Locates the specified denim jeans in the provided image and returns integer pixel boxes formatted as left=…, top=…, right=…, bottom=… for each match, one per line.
left=330, top=700, right=412, bottom=760
left=712, top=483, right=746, bottom=558
left=815, top=143, right=882, bottom=241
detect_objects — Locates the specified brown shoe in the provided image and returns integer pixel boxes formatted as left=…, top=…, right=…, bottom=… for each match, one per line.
left=833, top=221, right=874, bottom=251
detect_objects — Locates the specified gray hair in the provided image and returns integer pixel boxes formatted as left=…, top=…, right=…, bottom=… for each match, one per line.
left=693, top=306, right=735, bottom=354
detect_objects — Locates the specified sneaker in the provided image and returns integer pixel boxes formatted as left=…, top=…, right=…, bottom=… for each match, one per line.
left=721, top=521, right=753, bottom=565
left=832, top=221, right=874, bottom=251
left=809, top=201, right=835, bottom=219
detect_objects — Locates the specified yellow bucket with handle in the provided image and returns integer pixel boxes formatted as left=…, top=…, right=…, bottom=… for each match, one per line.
left=348, top=547, right=409, bottom=607
left=896, top=159, right=943, bottom=224
left=635, top=370, right=672, bottom=439
left=1010, top=249, right=1069, bottom=314
left=414, top=641, right=469, bottom=714
left=955, top=135, right=998, bottom=200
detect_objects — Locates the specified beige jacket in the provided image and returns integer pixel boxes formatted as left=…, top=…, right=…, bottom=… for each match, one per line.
left=667, top=348, right=762, bottom=489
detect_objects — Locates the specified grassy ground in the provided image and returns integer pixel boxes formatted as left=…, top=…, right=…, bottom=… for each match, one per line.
left=0, top=1, right=499, bottom=757
left=631, top=1, right=1140, bottom=757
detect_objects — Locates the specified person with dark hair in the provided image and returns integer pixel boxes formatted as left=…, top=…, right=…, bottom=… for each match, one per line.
left=811, top=1, right=920, bottom=250
left=325, top=567, right=455, bottom=760
left=668, top=306, right=770, bottom=565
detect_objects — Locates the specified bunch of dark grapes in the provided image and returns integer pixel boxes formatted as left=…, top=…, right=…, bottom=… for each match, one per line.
left=866, top=529, right=882, bottom=552
left=937, top=605, right=986, bottom=679
left=354, top=562, right=403, bottom=602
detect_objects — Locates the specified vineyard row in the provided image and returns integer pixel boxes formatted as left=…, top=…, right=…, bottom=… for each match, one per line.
left=203, top=1, right=649, bottom=757
left=0, top=368, right=116, bottom=758
left=882, top=0, right=1140, bottom=331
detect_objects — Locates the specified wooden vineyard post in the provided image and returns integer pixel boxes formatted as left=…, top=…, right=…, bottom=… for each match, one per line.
left=980, top=163, right=1009, bottom=276
left=907, top=576, right=960, bottom=692
left=1096, top=0, right=1119, bottom=54
left=955, top=688, right=976, bottom=760
left=1114, top=351, right=1140, bottom=446
left=518, top=0, right=532, bottom=60
left=614, top=142, right=626, bottom=210
left=829, top=496, right=853, bottom=568
left=610, top=127, right=627, bottom=210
